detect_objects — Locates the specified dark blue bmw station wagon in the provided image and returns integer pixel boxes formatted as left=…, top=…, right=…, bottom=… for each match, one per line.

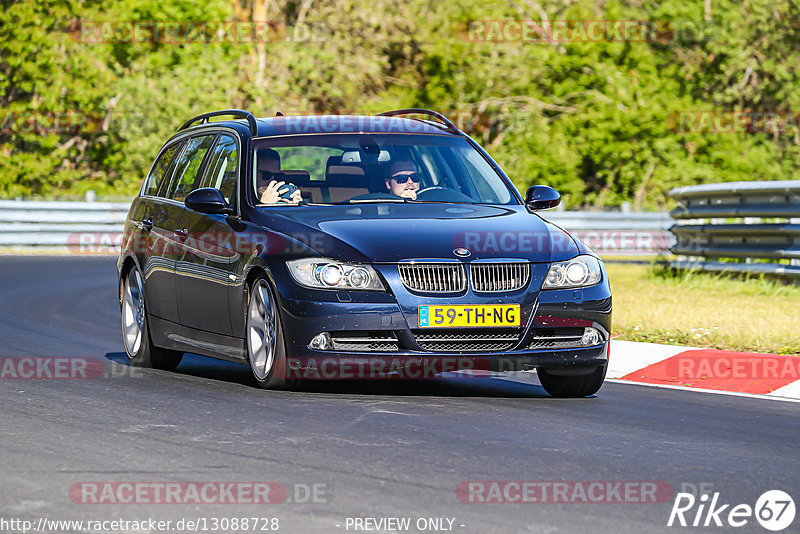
left=118, top=109, right=612, bottom=397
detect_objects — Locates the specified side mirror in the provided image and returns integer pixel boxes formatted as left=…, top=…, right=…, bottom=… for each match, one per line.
left=525, top=185, right=561, bottom=211
left=185, top=188, right=233, bottom=215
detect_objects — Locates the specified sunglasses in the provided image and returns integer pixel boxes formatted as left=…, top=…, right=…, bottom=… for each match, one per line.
left=391, top=172, right=422, bottom=184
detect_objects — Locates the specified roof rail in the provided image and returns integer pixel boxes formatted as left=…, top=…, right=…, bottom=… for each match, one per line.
left=377, top=108, right=461, bottom=135
left=178, top=109, right=258, bottom=136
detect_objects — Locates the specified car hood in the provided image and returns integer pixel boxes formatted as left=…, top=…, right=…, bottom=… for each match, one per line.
left=250, top=203, right=580, bottom=263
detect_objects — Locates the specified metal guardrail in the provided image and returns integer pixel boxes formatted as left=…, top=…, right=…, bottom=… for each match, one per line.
left=541, top=211, right=673, bottom=256
left=0, top=199, right=673, bottom=254
left=541, top=211, right=672, bottom=230
left=0, top=200, right=129, bottom=247
left=668, top=180, right=800, bottom=278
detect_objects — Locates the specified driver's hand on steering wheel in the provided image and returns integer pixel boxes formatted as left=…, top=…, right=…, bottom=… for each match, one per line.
left=397, top=188, right=417, bottom=200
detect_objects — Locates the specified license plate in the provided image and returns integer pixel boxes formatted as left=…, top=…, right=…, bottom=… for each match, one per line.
left=418, top=304, right=520, bottom=328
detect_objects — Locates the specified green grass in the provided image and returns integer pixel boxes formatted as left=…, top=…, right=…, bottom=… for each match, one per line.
left=606, top=261, right=800, bottom=355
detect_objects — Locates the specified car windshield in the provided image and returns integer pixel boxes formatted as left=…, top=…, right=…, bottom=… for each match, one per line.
left=251, top=134, right=517, bottom=205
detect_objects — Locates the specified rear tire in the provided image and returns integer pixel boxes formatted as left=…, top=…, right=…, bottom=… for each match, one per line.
left=121, top=266, right=183, bottom=370
left=538, top=364, right=607, bottom=398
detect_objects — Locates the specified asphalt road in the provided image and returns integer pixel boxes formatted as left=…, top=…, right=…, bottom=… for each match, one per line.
left=0, top=256, right=797, bottom=534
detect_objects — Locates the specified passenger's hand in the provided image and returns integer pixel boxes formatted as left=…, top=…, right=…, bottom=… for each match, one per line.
left=259, top=180, right=300, bottom=205
left=259, top=180, right=284, bottom=204
left=288, top=188, right=302, bottom=204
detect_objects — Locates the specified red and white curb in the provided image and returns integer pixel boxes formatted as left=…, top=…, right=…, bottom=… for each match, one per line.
left=607, top=340, right=800, bottom=402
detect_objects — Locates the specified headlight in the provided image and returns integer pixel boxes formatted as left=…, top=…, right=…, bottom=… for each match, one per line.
left=542, top=255, right=602, bottom=289
left=287, top=258, right=385, bottom=291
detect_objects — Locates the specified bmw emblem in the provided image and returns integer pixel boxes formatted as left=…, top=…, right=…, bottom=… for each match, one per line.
left=453, top=248, right=471, bottom=258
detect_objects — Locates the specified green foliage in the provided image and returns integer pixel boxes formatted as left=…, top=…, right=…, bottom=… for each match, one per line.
left=2, top=0, right=800, bottom=203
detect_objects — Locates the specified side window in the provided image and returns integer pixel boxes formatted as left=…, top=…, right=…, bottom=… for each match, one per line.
left=167, top=134, right=216, bottom=201
left=200, top=134, right=238, bottom=204
left=143, top=141, right=181, bottom=197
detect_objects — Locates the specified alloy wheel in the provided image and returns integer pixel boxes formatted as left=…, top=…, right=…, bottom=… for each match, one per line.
left=122, top=268, right=145, bottom=356
left=247, top=280, right=278, bottom=380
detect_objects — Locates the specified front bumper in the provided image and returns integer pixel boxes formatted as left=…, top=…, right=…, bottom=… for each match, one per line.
left=272, top=263, right=612, bottom=375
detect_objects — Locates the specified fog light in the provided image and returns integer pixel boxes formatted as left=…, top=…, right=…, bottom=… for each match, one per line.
left=581, top=327, right=602, bottom=346
left=309, top=332, right=333, bottom=350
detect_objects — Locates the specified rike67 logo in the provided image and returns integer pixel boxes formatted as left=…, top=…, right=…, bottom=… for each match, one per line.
left=668, top=488, right=795, bottom=531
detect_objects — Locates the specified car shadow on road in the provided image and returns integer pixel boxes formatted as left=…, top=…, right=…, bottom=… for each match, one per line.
left=105, top=352, right=569, bottom=399
left=105, top=351, right=254, bottom=387
left=295, top=375, right=554, bottom=398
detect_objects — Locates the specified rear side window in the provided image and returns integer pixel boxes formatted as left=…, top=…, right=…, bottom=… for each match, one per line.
left=143, top=142, right=182, bottom=197
left=200, top=134, right=238, bottom=204
left=167, top=134, right=216, bottom=201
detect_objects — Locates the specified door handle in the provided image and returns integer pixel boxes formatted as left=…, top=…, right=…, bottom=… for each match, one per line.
left=174, top=228, right=189, bottom=237
left=141, top=219, right=153, bottom=231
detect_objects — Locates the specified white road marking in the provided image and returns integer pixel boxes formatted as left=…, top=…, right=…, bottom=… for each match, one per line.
left=606, top=340, right=686, bottom=379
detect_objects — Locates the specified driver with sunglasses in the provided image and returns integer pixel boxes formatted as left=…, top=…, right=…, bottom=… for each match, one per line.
left=385, top=160, right=422, bottom=200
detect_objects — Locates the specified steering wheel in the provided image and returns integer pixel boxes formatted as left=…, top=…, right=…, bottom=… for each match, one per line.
left=415, top=186, right=449, bottom=196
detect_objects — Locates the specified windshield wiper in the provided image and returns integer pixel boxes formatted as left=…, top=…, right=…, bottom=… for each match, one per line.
left=347, top=198, right=408, bottom=204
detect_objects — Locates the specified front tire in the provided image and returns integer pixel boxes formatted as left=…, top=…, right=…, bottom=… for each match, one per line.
left=121, top=267, right=183, bottom=370
left=246, top=277, right=295, bottom=389
left=538, top=364, right=607, bottom=398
